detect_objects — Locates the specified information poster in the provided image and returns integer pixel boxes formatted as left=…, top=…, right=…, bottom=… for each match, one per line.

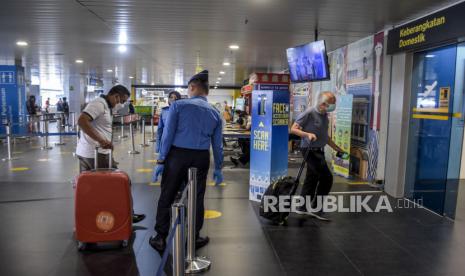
left=0, top=65, right=26, bottom=134
left=250, top=86, right=289, bottom=201
left=332, top=94, right=353, bottom=177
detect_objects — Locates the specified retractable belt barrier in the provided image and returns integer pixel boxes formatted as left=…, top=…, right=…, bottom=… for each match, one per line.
left=155, top=168, right=212, bottom=276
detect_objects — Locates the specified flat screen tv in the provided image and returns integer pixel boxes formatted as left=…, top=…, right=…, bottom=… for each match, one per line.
left=286, top=40, right=330, bottom=83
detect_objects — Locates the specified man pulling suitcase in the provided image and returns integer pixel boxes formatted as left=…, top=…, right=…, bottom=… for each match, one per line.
left=76, top=85, right=145, bottom=224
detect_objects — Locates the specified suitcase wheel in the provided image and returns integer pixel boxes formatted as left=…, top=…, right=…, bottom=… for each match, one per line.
left=77, top=241, right=87, bottom=251
left=121, top=240, right=129, bottom=248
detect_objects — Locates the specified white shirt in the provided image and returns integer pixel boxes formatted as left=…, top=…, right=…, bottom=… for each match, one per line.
left=76, top=97, right=113, bottom=158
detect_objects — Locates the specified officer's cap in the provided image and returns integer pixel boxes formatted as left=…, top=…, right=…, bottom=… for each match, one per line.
left=188, top=70, right=209, bottom=84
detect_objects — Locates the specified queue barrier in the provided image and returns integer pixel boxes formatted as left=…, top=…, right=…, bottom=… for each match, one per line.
left=156, top=168, right=212, bottom=276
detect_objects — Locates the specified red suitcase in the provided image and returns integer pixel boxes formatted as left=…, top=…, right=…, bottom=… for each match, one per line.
left=74, top=149, right=132, bottom=250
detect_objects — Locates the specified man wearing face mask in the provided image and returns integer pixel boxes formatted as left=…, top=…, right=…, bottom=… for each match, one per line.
left=290, top=91, right=346, bottom=220
left=76, top=85, right=146, bottom=224
left=150, top=70, right=224, bottom=253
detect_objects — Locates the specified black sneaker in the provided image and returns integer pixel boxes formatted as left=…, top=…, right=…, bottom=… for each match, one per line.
left=195, top=236, right=210, bottom=249
left=149, top=234, right=166, bottom=253
left=132, top=214, right=146, bottom=223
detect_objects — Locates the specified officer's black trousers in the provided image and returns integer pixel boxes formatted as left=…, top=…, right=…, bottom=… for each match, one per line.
left=155, top=146, right=210, bottom=238
left=300, top=148, right=333, bottom=208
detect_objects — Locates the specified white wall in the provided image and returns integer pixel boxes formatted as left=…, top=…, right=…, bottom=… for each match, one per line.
left=207, top=89, right=234, bottom=105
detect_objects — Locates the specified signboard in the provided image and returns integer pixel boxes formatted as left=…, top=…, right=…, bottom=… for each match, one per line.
left=332, top=94, right=353, bottom=177
left=250, top=88, right=290, bottom=201
left=249, top=73, right=290, bottom=85
left=0, top=66, right=26, bottom=134
left=387, top=1, right=465, bottom=54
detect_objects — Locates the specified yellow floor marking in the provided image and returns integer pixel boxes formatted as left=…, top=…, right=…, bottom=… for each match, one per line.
left=12, top=151, right=23, bottom=154
left=37, top=159, right=50, bottom=162
left=10, top=167, right=29, bottom=172
left=204, top=210, right=222, bottom=219
left=146, top=160, right=157, bottom=163
left=348, top=181, right=369, bottom=185
left=137, top=168, right=153, bottom=173
left=149, top=182, right=161, bottom=186
left=60, top=151, right=72, bottom=155
left=207, top=181, right=227, bottom=187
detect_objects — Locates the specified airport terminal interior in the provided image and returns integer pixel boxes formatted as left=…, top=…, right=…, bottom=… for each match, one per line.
left=1, top=0, right=465, bottom=275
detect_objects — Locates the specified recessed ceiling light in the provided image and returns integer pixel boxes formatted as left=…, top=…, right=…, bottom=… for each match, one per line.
left=216, top=81, right=220, bottom=84
left=223, top=62, right=231, bottom=66
left=129, top=76, right=134, bottom=79
left=107, top=69, right=113, bottom=73
left=219, top=71, right=225, bottom=75
left=214, top=86, right=218, bottom=89
left=119, top=31, right=128, bottom=44
left=229, top=45, right=239, bottom=50
left=16, top=41, right=28, bottom=47
left=217, top=77, right=222, bottom=80
left=151, top=82, right=155, bottom=85
left=425, top=54, right=435, bottom=58
left=118, top=45, right=127, bottom=53
left=75, top=59, right=84, bottom=64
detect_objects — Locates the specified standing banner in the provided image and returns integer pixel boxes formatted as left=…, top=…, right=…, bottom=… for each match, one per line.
left=0, top=65, right=26, bottom=134
left=249, top=84, right=290, bottom=202
left=332, top=94, right=353, bottom=177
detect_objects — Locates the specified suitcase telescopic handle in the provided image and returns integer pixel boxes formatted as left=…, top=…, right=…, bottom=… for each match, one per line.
left=295, top=147, right=311, bottom=183
left=94, top=146, right=113, bottom=170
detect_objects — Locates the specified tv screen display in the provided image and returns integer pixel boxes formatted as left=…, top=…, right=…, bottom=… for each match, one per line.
left=286, top=40, right=330, bottom=83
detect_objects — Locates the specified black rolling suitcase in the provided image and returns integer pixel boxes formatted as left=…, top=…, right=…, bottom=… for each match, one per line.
left=259, top=148, right=310, bottom=225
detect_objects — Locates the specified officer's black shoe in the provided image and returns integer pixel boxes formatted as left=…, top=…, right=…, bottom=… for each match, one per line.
left=149, top=235, right=166, bottom=253
left=195, top=236, right=210, bottom=249
left=230, top=156, right=239, bottom=166
left=132, top=214, right=146, bottom=223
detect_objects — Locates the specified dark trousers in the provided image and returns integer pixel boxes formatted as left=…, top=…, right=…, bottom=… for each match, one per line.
left=155, top=147, right=210, bottom=238
left=301, top=148, right=333, bottom=206
left=238, top=138, right=250, bottom=165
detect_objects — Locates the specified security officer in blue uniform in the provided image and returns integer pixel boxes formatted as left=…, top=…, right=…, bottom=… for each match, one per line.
left=155, top=90, right=182, bottom=154
left=150, top=70, right=224, bottom=252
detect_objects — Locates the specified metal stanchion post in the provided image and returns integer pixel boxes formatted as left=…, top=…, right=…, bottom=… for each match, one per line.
left=70, top=112, right=76, bottom=131
left=137, top=116, right=142, bottom=133
left=149, top=104, right=156, bottom=142
left=172, top=203, right=186, bottom=276
left=140, top=117, right=149, bottom=147
left=128, top=122, right=140, bottom=154
left=2, top=122, right=17, bottom=161
left=36, top=115, right=42, bottom=133
left=41, top=119, right=53, bottom=150
left=185, top=168, right=212, bottom=274
left=119, top=116, right=127, bottom=139
left=55, top=117, right=66, bottom=146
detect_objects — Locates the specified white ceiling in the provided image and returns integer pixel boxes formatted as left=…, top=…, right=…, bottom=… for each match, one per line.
left=0, top=0, right=461, bottom=87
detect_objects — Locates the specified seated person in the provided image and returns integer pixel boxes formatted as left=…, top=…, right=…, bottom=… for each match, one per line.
left=230, top=112, right=251, bottom=166
left=234, top=110, right=245, bottom=125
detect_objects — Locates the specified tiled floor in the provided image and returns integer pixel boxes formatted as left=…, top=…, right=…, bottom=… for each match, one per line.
left=0, top=125, right=463, bottom=276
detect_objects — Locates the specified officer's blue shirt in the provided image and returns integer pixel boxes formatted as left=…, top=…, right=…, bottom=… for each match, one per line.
left=159, top=96, right=223, bottom=170
left=156, top=106, right=170, bottom=153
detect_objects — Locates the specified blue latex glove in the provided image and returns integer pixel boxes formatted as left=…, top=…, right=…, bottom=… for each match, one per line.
left=213, top=169, right=224, bottom=185
left=152, top=164, right=164, bottom=182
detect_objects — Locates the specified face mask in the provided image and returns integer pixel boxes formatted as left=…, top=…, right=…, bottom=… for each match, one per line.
left=113, top=103, right=124, bottom=111
left=326, top=104, right=336, bottom=112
